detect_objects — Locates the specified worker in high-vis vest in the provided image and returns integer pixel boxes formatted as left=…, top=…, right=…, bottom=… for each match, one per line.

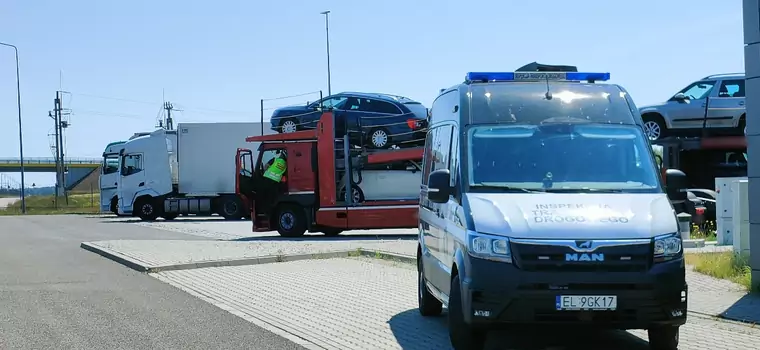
left=263, top=154, right=287, bottom=183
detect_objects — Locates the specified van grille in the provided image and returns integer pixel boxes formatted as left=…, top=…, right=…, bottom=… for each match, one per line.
left=511, top=241, right=651, bottom=273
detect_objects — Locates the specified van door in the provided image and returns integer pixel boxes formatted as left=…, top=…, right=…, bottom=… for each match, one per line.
left=419, top=124, right=454, bottom=292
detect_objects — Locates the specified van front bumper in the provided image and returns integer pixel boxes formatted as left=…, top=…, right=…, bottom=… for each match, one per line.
left=460, top=256, right=687, bottom=330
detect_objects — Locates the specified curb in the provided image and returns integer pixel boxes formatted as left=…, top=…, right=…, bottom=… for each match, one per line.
left=80, top=242, right=152, bottom=272
left=80, top=242, right=419, bottom=273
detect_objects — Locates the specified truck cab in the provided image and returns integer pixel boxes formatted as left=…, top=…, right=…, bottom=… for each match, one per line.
left=417, top=65, right=687, bottom=350
left=116, top=129, right=178, bottom=219
left=100, top=141, right=126, bottom=214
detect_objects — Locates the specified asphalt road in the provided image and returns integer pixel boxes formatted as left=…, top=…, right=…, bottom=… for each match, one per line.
left=0, top=215, right=305, bottom=350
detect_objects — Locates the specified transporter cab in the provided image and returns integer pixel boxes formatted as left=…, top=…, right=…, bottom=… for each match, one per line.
left=417, top=66, right=687, bottom=350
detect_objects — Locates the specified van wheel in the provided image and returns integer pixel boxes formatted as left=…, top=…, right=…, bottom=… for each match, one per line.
left=418, top=257, right=443, bottom=316
left=136, top=198, right=159, bottom=221
left=648, top=325, right=679, bottom=350
left=110, top=197, right=119, bottom=215
left=449, top=274, right=486, bottom=350
left=220, top=196, right=244, bottom=220
left=276, top=204, right=307, bottom=237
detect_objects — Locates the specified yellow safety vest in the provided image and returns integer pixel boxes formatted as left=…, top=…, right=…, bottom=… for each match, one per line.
left=263, top=158, right=287, bottom=182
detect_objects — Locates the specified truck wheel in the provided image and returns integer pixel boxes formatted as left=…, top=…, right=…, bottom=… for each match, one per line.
left=276, top=204, right=307, bottom=237
left=220, top=196, right=243, bottom=220
left=135, top=198, right=159, bottom=221
left=418, top=257, right=443, bottom=316
left=648, top=325, right=679, bottom=350
left=449, top=274, right=486, bottom=350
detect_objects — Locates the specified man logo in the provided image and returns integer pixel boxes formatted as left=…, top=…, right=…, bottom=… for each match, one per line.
left=575, top=240, right=593, bottom=249
left=565, top=253, right=605, bottom=262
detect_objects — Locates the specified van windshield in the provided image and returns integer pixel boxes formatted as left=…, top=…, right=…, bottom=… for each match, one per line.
left=467, top=82, right=638, bottom=126
left=466, top=124, right=661, bottom=193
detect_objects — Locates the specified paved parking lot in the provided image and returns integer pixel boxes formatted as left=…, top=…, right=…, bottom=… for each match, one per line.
left=83, top=216, right=760, bottom=349
left=153, top=257, right=760, bottom=350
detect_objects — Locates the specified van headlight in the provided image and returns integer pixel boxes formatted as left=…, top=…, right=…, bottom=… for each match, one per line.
left=653, top=233, right=682, bottom=262
left=467, top=230, right=513, bottom=263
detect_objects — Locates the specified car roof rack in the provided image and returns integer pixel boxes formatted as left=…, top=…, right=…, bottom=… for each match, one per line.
left=701, top=73, right=745, bottom=80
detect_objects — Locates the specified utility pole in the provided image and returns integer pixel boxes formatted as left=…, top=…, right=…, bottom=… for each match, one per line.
left=164, top=101, right=174, bottom=130
left=54, top=91, right=70, bottom=204
left=48, top=110, right=59, bottom=208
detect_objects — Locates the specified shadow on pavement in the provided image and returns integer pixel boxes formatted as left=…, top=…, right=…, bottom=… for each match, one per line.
left=99, top=218, right=236, bottom=224
left=388, top=309, right=651, bottom=350
left=233, top=233, right=417, bottom=242
left=722, top=293, right=760, bottom=323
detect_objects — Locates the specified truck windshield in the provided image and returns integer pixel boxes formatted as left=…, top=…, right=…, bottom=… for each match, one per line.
left=466, top=124, right=661, bottom=193
left=102, top=154, right=120, bottom=175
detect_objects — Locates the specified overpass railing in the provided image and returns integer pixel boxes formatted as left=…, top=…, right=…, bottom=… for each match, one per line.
left=0, top=157, right=102, bottom=165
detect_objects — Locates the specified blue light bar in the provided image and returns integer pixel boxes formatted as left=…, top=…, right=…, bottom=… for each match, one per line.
left=465, top=71, right=611, bottom=83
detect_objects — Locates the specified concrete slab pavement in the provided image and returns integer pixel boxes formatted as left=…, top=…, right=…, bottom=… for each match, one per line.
left=82, top=236, right=760, bottom=326
left=153, top=257, right=760, bottom=350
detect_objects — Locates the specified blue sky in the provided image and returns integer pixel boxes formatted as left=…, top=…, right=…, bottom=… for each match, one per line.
left=0, top=0, right=746, bottom=186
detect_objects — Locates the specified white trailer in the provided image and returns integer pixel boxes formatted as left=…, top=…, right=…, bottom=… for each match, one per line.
left=117, top=122, right=274, bottom=220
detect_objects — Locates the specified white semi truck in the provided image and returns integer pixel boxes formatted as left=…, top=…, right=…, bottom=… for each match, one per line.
left=99, top=132, right=158, bottom=215
left=116, top=122, right=272, bottom=221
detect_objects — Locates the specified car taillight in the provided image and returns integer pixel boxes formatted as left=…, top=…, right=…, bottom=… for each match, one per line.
left=407, top=119, right=423, bottom=129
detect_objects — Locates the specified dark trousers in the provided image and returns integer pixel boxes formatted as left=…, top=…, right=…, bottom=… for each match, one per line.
left=254, top=178, right=281, bottom=215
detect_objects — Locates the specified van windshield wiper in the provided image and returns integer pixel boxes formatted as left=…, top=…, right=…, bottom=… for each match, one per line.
left=471, top=184, right=545, bottom=193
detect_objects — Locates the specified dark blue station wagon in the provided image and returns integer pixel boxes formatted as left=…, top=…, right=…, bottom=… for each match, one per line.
left=269, top=92, right=429, bottom=149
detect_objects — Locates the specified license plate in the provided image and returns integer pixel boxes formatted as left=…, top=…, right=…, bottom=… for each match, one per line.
left=556, top=295, right=617, bottom=311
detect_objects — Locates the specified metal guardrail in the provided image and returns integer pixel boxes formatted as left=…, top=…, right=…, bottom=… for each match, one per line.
left=0, top=157, right=101, bottom=165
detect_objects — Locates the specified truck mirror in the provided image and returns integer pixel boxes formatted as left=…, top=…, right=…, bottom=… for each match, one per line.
left=427, top=169, right=452, bottom=203
left=664, top=169, right=688, bottom=201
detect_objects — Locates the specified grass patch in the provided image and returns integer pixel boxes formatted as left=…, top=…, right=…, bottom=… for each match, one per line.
left=686, top=251, right=752, bottom=291
left=0, top=193, right=101, bottom=215
left=691, top=220, right=717, bottom=241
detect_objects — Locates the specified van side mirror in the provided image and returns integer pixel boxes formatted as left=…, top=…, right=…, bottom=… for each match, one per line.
left=664, top=169, right=688, bottom=201
left=427, top=169, right=452, bottom=203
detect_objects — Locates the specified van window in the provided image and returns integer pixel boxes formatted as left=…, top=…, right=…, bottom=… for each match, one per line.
left=430, top=125, right=453, bottom=174
left=449, top=127, right=459, bottom=186
left=466, top=124, right=660, bottom=192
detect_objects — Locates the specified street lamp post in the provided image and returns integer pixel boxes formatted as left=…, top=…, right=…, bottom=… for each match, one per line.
left=0, top=42, right=26, bottom=214
left=320, top=11, right=332, bottom=96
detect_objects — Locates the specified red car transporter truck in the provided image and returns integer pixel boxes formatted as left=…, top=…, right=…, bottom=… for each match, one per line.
left=235, top=111, right=425, bottom=237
